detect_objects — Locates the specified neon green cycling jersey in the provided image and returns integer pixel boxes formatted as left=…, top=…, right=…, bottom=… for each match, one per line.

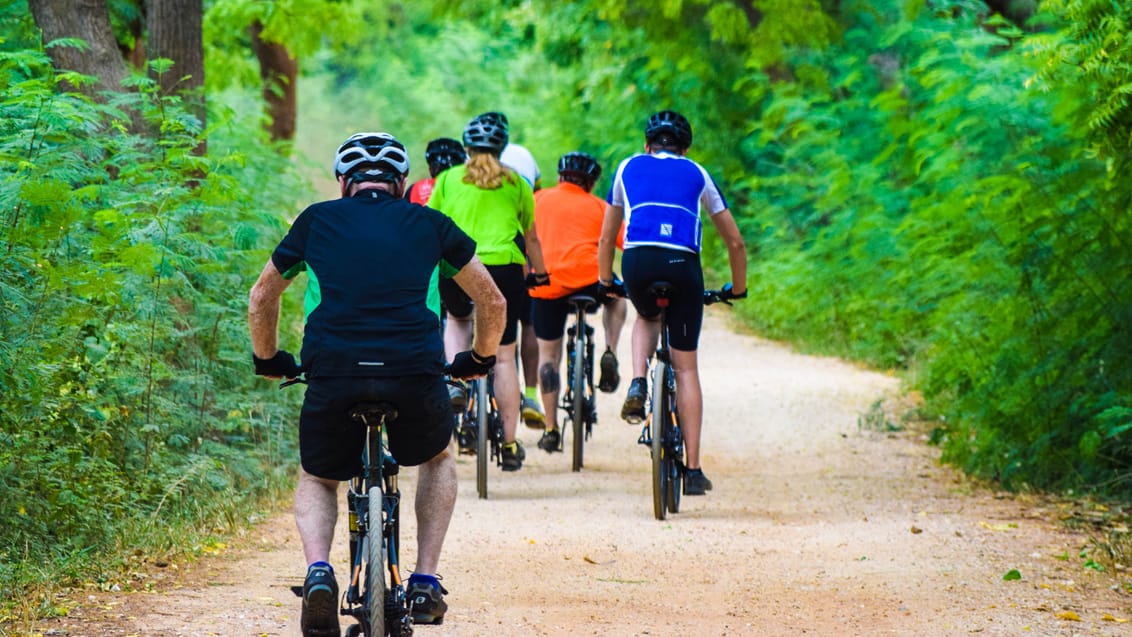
left=428, top=163, right=534, bottom=267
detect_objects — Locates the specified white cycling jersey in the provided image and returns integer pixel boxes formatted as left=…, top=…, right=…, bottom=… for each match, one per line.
left=500, top=143, right=541, bottom=189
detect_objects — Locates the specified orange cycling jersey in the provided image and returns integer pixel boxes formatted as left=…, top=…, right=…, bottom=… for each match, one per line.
left=531, top=181, right=623, bottom=299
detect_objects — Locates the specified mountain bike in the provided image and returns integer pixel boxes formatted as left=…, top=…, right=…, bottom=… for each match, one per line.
left=562, top=293, right=598, bottom=472
left=282, top=378, right=413, bottom=637
left=636, top=284, right=732, bottom=520
left=452, top=372, right=503, bottom=499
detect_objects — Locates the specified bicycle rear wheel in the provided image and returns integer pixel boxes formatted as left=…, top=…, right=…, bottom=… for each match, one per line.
left=367, top=484, right=386, bottom=636
left=475, top=378, right=489, bottom=499
left=650, top=361, right=667, bottom=520
left=571, top=327, right=586, bottom=472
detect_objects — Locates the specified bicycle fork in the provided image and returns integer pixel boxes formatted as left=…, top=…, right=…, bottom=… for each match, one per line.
left=636, top=358, right=686, bottom=474
left=344, top=456, right=406, bottom=622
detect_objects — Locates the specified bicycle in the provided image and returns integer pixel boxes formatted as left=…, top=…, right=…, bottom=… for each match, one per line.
left=452, top=372, right=504, bottom=499
left=633, top=284, right=733, bottom=520
left=282, top=377, right=413, bottom=637
left=562, top=293, right=599, bottom=472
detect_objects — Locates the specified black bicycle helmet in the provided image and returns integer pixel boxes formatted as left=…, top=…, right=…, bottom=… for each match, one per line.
left=644, top=110, right=693, bottom=149
left=479, top=111, right=510, bottom=131
left=424, top=137, right=466, bottom=176
left=463, top=114, right=509, bottom=155
left=334, top=132, right=410, bottom=185
left=557, top=152, right=602, bottom=184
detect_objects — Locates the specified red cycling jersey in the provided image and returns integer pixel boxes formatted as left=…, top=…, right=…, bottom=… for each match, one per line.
left=406, top=177, right=436, bottom=205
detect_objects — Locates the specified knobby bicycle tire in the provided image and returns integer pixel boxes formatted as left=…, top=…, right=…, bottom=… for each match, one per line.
left=571, top=324, right=586, bottom=472
left=664, top=364, right=682, bottom=515
left=475, top=378, right=489, bottom=499
left=650, top=360, right=668, bottom=520
left=366, top=482, right=386, bottom=636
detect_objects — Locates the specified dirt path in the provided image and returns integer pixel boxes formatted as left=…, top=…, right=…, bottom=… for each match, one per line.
left=36, top=311, right=1132, bottom=636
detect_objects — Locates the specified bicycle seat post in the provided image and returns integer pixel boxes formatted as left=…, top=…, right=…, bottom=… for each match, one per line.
left=646, top=281, right=675, bottom=361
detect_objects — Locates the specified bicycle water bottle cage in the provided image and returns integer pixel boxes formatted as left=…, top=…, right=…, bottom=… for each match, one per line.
left=349, top=401, right=399, bottom=426
left=647, top=281, right=676, bottom=309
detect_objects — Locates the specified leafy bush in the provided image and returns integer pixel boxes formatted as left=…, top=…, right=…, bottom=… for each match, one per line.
left=0, top=45, right=308, bottom=610
left=736, top=1, right=1132, bottom=493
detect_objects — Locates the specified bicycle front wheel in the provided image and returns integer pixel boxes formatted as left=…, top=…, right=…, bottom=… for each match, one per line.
left=366, top=484, right=386, bottom=636
left=571, top=328, right=586, bottom=472
left=650, top=361, right=667, bottom=520
left=475, top=378, right=489, bottom=499
left=666, top=421, right=682, bottom=514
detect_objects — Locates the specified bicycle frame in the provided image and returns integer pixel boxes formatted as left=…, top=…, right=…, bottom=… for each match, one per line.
left=454, top=372, right=503, bottom=499
left=636, top=284, right=685, bottom=520
left=563, top=294, right=598, bottom=472
left=635, top=284, right=732, bottom=519
left=343, top=404, right=412, bottom=637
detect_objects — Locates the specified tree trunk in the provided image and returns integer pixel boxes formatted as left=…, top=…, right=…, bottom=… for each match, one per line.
left=146, top=0, right=206, bottom=153
left=27, top=0, right=131, bottom=95
left=249, top=19, right=298, bottom=142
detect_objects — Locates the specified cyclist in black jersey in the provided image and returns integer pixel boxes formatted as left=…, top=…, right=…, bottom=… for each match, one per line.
left=249, top=132, right=505, bottom=635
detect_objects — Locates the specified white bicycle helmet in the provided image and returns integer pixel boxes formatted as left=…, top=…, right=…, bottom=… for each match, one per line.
left=334, top=132, right=411, bottom=184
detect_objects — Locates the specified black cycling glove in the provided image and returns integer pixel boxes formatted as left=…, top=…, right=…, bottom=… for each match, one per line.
left=525, top=272, right=550, bottom=288
left=253, top=350, right=302, bottom=378
left=598, top=277, right=626, bottom=299
left=447, top=349, right=497, bottom=379
left=721, top=282, right=747, bottom=301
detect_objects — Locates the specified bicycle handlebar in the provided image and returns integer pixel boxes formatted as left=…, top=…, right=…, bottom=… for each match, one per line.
left=704, top=288, right=744, bottom=306
left=279, top=375, right=307, bottom=389
left=282, top=374, right=470, bottom=389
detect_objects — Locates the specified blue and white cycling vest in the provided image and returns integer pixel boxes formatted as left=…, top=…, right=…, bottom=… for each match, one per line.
left=608, top=151, right=728, bottom=254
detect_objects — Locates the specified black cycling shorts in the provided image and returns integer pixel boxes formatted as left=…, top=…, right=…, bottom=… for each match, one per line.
left=298, top=375, right=454, bottom=481
left=530, top=282, right=606, bottom=341
left=621, top=246, right=705, bottom=352
left=438, top=263, right=527, bottom=345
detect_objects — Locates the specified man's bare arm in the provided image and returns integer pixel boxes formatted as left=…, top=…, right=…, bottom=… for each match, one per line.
left=451, top=255, right=506, bottom=358
left=248, top=260, right=293, bottom=359
left=598, top=204, right=623, bottom=283
left=709, top=209, right=748, bottom=295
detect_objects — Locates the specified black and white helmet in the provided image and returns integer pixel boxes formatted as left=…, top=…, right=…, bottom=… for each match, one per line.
left=644, top=110, right=693, bottom=149
left=479, top=111, right=509, bottom=131
left=462, top=114, right=509, bottom=155
left=557, top=152, right=602, bottom=183
left=424, top=137, right=466, bottom=176
left=334, top=132, right=410, bottom=184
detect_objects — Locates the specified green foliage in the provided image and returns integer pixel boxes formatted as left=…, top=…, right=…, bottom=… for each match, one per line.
left=0, top=38, right=308, bottom=613
left=203, top=0, right=373, bottom=94
left=730, top=0, right=1132, bottom=494
left=1033, top=0, right=1132, bottom=172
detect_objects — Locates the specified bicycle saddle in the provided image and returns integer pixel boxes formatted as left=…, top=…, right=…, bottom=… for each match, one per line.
left=646, top=281, right=676, bottom=297
left=349, top=401, right=399, bottom=425
left=567, top=293, right=598, bottom=309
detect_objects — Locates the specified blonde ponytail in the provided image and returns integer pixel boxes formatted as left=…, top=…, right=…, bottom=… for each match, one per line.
left=463, top=151, right=516, bottom=190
